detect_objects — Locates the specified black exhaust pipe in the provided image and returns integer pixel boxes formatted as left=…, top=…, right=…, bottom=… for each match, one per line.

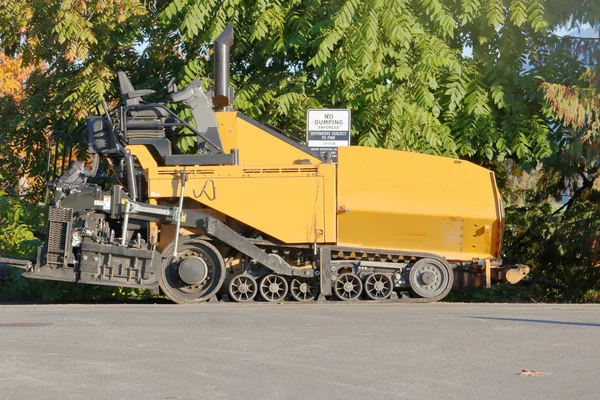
left=213, top=24, right=233, bottom=110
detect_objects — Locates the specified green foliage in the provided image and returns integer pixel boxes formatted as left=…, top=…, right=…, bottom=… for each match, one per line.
left=504, top=196, right=600, bottom=303
left=0, top=0, right=148, bottom=196
left=0, top=191, right=44, bottom=257
left=2, top=0, right=598, bottom=186
left=150, top=0, right=596, bottom=166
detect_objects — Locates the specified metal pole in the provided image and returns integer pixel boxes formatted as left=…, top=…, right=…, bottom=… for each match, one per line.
left=121, top=201, right=131, bottom=246
left=172, top=168, right=187, bottom=259
left=125, top=149, right=138, bottom=201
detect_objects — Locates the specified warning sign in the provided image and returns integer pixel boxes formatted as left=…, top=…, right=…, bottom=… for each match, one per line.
left=306, top=109, right=351, bottom=162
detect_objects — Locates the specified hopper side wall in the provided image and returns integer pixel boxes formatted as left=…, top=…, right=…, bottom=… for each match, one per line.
left=336, top=147, right=502, bottom=261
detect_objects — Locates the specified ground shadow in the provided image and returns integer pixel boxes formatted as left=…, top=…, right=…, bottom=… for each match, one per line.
left=0, top=298, right=173, bottom=305
left=467, top=316, right=600, bottom=327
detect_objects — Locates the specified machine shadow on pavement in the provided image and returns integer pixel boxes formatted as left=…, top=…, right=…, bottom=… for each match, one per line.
left=467, top=316, right=600, bottom=327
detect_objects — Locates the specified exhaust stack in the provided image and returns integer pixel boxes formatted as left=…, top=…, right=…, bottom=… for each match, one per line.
left=213, top=24, right=233, bottom=110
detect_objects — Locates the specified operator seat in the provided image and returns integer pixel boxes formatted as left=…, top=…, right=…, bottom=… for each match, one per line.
left=117, top=71, right=172, bottom=140
left=118, top=71, right=150, bottom=106
left=117, top=71, right=170, bottom=119
left=116, top=72, right=233, bottom=167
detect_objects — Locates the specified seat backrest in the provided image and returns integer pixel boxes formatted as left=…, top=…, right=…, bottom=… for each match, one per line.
left=117, top=71, right=156, bottom=106
left=118, top=71, right=139, bottom=106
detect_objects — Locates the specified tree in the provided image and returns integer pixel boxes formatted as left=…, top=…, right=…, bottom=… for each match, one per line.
left=0, top=0, right=147, bottom=196
left=502, top=29, right=600, bottom=302
left=157, top=0, right=560, bottom=164
left=3, top=0, right=597, bottom=193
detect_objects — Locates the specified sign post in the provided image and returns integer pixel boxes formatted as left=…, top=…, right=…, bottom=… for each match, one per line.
left=306, top=109, right=351, bottom=163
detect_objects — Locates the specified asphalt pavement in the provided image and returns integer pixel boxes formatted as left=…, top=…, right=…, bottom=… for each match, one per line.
left=1, top=303, right=599, bottom=400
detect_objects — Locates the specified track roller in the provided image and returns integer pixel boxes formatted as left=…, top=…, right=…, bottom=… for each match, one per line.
left=364, top=273, right=393, bottom=300
left=290, top=278, right=318, bottom=302
left=259, top=274, right=289, bottom=302
left=229, top=274, right=258, bottom=302
left=408, top=257, right=453, bottom=299
left=334, top=273, right=363, bottom=301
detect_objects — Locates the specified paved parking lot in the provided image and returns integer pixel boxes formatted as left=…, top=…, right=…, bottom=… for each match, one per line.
left=1, top=303, right=599, bottom=399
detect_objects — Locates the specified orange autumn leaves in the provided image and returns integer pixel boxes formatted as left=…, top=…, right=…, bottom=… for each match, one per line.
left=0, top=53, right=33, bottom=103
left=541, top=68, right=600, bottom=137
left=0, top=53, right=40, bottom=180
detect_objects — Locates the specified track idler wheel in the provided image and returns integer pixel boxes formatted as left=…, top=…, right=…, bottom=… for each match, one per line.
left=290, top=278, right=319, bottom=302
left=364, top=273, right=393, bottom=300
left=259, top=274, right=289, bottom=302
left=229, top=274, right=258, bottom=302
left=408, top=258, right=453, bottom=299
left=159, top=239, right=226, bottom=304
left=334, top=273, right=363, bottom=301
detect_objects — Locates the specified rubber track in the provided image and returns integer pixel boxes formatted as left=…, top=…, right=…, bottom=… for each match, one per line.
left=248, top=243, right=452, bottom=303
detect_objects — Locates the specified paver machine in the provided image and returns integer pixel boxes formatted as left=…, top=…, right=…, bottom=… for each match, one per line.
left=0, top=26, right=529, bottom=303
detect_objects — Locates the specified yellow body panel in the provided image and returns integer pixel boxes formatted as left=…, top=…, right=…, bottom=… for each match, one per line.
left=129, top=112, right=335, bottom=244
left=216, top=112, right=321, bottom=165
left=129, top=111, right=502, bottom=263
left=336, top=146, right=502, bottom=262
left=127, top=144, right=158, bottom=168
left=143, top=164, right=336, bottom=244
